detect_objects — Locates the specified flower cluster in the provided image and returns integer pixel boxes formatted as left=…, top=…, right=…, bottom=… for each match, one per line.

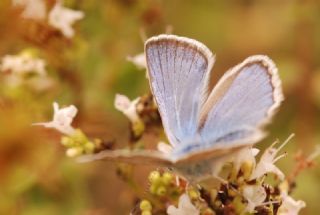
left=1, top=0, right=85, bottom=90
left=33, top=102, right=105, bottom=157
left=127, top=134, right=317, bottom=215
left=34, top=102, right=77, bottom=135
left=0, top=50, right=52, bottom=89
left=12, top=0, right=84, bottom=38
left=35, top=90, right=319, bottom=215
left=115, top=93, right=161, bottom=141
left=1, top=52, right=46, bottom=77
left=36, top=92, right=319, bottom=215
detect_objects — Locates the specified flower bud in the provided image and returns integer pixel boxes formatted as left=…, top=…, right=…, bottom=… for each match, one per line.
left=149, top=184, right=157, bottom=194
left=61, top=136, right=74, bottom=147
left=140, top=200, right=152, bottom=211
left=188, top=189, right=199, bottom=200
left=148, top=171, right=160, bottom=183
left=162, top=172, right=174, bottom=185
left=84, top=142, right=95, bottom=154
left=66, top=147, right=83, bottom=157
left=141, top=211, right=152, bottom=215
left=156, top=186, right=167, bottom=196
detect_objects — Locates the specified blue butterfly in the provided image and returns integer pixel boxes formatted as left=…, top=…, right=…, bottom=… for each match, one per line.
left=79, top=34, right=283, bottom=181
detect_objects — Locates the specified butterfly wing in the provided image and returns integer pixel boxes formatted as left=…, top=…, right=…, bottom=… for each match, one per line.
left=196, top=55, right=283, bottom=150
left=79, top=40, right=283, bottom=167
left=145, top=35, right=214, bottom=147
left=77, top=149, right=173, bottom=166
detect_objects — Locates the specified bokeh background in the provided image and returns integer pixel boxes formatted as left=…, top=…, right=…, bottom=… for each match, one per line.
left=0, top=0, right=319, bottom=214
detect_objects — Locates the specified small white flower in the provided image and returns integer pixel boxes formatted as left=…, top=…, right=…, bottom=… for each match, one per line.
left=12, top=0, right=46, bottom=20
left=126, top=53, right=146, bottom=70
left=307, top=144, right=320, bottom=161
left=33, top=102, right=77, bottom=135
left=250, top=136, right=292, bottom=180
left=211, top=153, right=234, bottom=178
left=127, top=52, right=149, bottom=79
left=210, top=147, right=258, bottom=178
left=114, top=94, right=141, bottom=124
left=233, top=147, right=259, bottom=174
left=48, top=0, right=84, bottom=38
left=167, top=193, right=199, bottom=215
left=1, top=54, right=47, bottom=76
left=278, top=192, right=306, bottom=215
left=25, top=75, right=54, bottom=91
left=242, top=184, right=267, bottom=213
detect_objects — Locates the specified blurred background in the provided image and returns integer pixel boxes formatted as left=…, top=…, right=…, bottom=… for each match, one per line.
left=0, top=0, right=319, bottom=214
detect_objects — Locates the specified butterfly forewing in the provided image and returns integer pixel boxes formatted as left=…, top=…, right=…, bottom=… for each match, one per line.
left=145, top=35, right=214, bottom=147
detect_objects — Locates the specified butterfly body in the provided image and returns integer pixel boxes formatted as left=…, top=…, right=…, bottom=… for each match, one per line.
left=78, top=34, right=283, bottom=182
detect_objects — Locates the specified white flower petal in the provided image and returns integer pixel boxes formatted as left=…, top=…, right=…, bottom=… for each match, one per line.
left=278, top=192, right=306, bottom=215
left=210, top=147, right=258, bottom=178
left=12, top=0, right=46, bottom=20
left=1, top=54, right=47, bottom=76
left=114, top=94, right=131, bottom=112
left=126, top=53, right=146, bottom=70
left=243, top=185, right=266, bottom=213
left=157, top=141, right=173, bottom=154
left=48, top=1, right=84, bottom=38
left=33, top=102, right=77, bottom=135
left=114, top=94, right=141, bottom=124
left=167, top=194, right=199, bottom=215
left=250, top=139, right=289, bottom=180
left=233, top=147, right=258, bottom=174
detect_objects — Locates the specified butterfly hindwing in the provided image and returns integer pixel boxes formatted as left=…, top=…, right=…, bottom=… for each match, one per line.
left=197, top=55, right=283, bottom=149
left=77, top=149, right=173, bottom=165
